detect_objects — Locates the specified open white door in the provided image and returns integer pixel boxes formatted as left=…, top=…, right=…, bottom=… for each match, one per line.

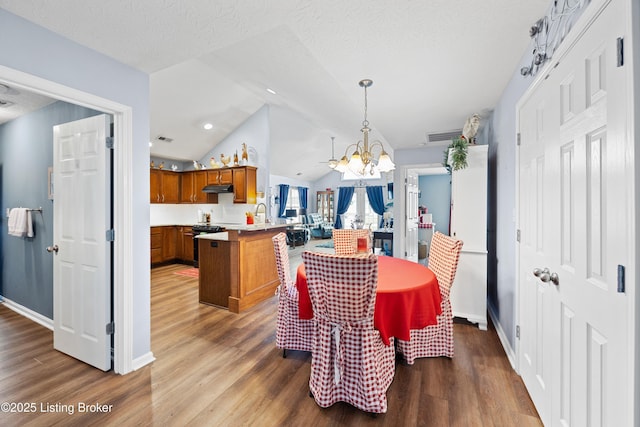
left=405, top=171, right=419, bottom=261
left=517, top=0, right=632, bottom=424
left=52, top=114, right=112, bottom=371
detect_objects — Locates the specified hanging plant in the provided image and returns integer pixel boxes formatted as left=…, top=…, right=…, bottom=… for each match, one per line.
left=443, top=137, right=469, bottom=173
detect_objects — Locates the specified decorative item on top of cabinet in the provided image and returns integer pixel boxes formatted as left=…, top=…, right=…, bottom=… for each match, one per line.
left=448, top=144, right=488, bottom=330
left=316, top=190, right=334, bottom=224
left=150, top=170, right=179, bottom=204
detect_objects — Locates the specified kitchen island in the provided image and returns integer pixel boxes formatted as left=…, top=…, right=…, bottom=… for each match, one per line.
left=197, top=223, right=289, bottom=313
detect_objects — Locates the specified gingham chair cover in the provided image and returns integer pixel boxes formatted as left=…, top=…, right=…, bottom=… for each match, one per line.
left=333, top=229, right=371, bottom=255
left=272, top=233, right=315, bottom=354
left=396, top=232, right=463, bottom=363
left=302, top=251, right=395, bottom=414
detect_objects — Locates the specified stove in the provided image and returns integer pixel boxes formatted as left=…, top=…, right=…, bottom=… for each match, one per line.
left=192, top=224, right=224, bottom=233
left=192, top=225, right=224, bottom=267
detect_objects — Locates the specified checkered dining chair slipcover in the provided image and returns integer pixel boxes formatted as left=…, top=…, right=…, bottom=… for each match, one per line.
left=332, top=228, right=371, bottom=255
left=272, top=233, right=315, bottom=356
left=302, top=251, right=395, bottom=414
left=396, top=231, right=464, bottom=363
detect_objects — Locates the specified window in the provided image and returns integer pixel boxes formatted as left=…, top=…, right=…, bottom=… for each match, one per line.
left=287, top=187, right=300, bottom=210
left=342, top=187, right=379, bottom=231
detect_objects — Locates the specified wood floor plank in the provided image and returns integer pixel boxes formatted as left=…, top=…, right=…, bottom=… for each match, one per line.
left=0, top=242, right=541, bottom=426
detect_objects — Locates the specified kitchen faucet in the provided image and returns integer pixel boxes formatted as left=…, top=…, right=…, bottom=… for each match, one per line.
left=255, top=203, right=267, bottom=222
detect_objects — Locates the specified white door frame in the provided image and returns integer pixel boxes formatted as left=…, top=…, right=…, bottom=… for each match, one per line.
left=0, top=65, right=135, bottom=374
left=394, top=162, right=447, bottom=259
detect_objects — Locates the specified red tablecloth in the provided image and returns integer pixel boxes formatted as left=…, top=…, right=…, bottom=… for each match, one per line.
left=296, top=256, right=442, bottom=345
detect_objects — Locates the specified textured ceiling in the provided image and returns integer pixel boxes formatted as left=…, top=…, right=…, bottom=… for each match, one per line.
left=0, top=0, right=550, bottom=181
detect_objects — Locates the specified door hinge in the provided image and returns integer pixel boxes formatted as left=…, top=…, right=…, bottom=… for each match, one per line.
left=106, top=229, right=115, bottom=241
left=617, top=264, right=625, bottom=293
left=106, top=136, right=114, bottom=149
left=617, top=37, right=624, bottom=67
left=516, top=229, right=521, bottom=242
left=106, top=322, right=114, bottom=335
left=516, top=325, right=520, bottom=339
left=517, top=133, right=521, bottom=146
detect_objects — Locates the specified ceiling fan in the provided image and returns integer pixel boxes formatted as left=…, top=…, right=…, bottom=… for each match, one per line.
left=318, top=136, right=338, bottom=169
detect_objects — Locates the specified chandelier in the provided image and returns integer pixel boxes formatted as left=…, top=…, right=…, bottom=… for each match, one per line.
left=333, top=79, right=395, bottom=176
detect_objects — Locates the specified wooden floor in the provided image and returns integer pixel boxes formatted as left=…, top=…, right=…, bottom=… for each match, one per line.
left=0, top=244, right=541, bottom=426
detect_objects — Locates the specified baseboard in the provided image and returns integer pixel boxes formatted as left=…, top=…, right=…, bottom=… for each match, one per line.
left=0, top=297, right=54, bottom=330
left=488, top=304, right=517, bottom=370
left=132, top=351, right=155, bottom=371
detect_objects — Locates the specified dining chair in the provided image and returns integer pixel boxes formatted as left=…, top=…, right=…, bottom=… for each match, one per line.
left=396, top=231, right=463, bottom=363
left=272, top=233, right=315, bottom=357
left=302, top=251, right=395, bottom=414
left=333, top=228, right=371, bottom=255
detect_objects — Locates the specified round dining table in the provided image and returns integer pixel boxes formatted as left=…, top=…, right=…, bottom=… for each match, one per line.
left=296, top=255, right=442, bottom=345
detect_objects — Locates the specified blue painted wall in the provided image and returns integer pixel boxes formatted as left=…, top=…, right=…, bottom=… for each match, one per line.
left=418, top=174, right=451, bottom=236
left=0, top=101, right=102, bottom=318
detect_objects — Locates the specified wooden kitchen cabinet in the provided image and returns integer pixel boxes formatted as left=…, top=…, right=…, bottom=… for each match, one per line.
left=181, top=227, right=194, bottom=264
left=207, top=168, right=233, bottom=185
left=150, top=227, right=163, bottom=264
left=150, top=170, right=180, bottom=204
left=151, top=226, right=194, bottom=267
left=162, top=226, right=177, bottom=262
left=180, top=171, right=208, bottom=203
left=232, top=166, right=257, bottom=204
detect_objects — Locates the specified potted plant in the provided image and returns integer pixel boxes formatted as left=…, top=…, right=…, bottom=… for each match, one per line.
left=443, top=137, right=469, bottom=173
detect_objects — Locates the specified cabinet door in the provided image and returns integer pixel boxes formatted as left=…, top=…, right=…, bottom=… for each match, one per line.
left=232, top=167, right=246, bottom=203
left=162, top=226, right=177, bottom=261
left=180, top=172, right=195, bottom=203
left=192, top=171, right=208, bottom=203
left=162, top=172, right=180, bottom=204
left=150, top=170, right=161, bottom=203
left=219, top=168, right=233, bottom=184
left=175, top=227, right=184, bottom=260
left=183, top=230, right=194, bottom=263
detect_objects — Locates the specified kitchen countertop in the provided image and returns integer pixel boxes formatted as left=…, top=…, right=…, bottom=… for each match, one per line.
left=195, top=223, right=289, bottom=241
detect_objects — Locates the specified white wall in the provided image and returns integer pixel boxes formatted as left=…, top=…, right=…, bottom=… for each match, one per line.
left=0, top=9, right=151, bottom=361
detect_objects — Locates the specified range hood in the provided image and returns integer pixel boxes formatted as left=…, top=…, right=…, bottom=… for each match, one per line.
left=202, top=184, right=234, bottom=193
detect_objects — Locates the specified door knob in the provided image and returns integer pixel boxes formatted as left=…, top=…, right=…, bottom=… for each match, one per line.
left=533, top=267, right=549, bottom=277
left=46, top=245, right=59, bottom=253
left=539, top=272, right=551, bottom=283
left=549, top=272, right=559, bottom=286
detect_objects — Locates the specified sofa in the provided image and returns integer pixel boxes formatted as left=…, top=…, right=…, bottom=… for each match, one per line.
left=305, top=213, right=333, bottom=239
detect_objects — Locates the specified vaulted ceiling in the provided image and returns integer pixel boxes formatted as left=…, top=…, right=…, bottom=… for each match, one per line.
left=0, top=0, right=549, bottom=181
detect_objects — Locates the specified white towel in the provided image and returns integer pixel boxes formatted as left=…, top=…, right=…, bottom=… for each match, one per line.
left=8, top=208, right=33, bottom=238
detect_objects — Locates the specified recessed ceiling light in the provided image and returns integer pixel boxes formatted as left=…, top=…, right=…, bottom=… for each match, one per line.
left=203, top=123, right=214, bottom=130
left=266, top=88, right=277, bottom=95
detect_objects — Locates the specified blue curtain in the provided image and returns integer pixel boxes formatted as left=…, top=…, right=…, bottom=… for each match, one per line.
left=298, top=187, right=308, bottom=210
left=278, top=184, right=289, bottom=218
left=334, top=186, right=354, bottom=229
left=366, top=186, right=386, bottom=227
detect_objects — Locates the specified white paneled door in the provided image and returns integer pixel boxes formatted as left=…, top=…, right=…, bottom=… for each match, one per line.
left=405, top=171, right=419, bottom=261
left=52, top=114, right=112, bottom=371
left=517, top=0, right=632, bottom=425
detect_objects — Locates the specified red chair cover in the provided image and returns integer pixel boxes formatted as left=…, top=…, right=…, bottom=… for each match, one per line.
left=302, top=251, right=395, bottom=413
left=272, top=233, right=315, bottom=354
left=396, top=232, right=463, bottom=363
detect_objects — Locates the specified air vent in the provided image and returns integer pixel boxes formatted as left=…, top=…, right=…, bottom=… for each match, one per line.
left=155, top=135, right=174, bottom=143
left=426, top=130, right=462, bottom=143
left=0, top=99, right=15, bottom=108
